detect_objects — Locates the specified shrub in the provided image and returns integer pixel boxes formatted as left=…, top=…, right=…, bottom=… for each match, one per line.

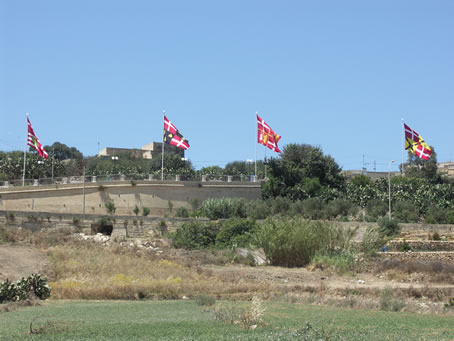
left=311, top=249, right=357, bottom=274
left=201, top=198, right=235, bottom=220
left=424, top=206, right=449, bottom=224
left=360, top=226, right=389, bottom=256
left=215, top=218, right=257, bottom=248
left=194, top=295, right=216, bottom=306
left=324, top=199, right=358, bottom=220
left=142, top=207, right=150, bottom=217
left=158, top=220, right=168, bottom=236
left=133, top=205, right=139, bottom=216
left=245, top=200, right=269, bottom=220
left=377, top=217, right=400, bottom=237
left=175, top=207, right=189, bottom=218
left=393, top=200, right=419, bottom=223
left=105, top=200, right=116, bottom=215
left=253, top=217, right=355, bottom=267
left=170, top=220, right=220, bottom=249
left=302, top=198, right=326, bottom=220
left=366, top=199, right=388, bottom=221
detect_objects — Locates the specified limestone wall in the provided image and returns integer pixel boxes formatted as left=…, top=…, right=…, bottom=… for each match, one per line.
left=0, top=181, right=261, bottom=215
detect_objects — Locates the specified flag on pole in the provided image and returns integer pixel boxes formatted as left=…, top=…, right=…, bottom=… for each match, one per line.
left=257, top=114, right=281, bottom=153
left=27, top=117, right=48, bottom=159
left=163, top=116, right=190, bottom=150
left=404, top=122, right=432, bottom=160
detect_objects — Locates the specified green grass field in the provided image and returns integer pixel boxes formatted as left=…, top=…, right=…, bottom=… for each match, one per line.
left=1, top=300, right=454, bottom=340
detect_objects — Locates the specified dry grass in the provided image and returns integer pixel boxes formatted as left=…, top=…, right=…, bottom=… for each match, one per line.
left=48, top=241, right=272, bottom=300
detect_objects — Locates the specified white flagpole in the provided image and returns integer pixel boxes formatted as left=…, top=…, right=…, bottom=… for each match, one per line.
left=254, top=112, right=257, bottom=180
left=161, top=110, right=165, bottom=181
left=401, top=118, right=405, bottom=175
left=22, top=113, right=29, bottom=186
left=264, top=146, right=267, bottom=180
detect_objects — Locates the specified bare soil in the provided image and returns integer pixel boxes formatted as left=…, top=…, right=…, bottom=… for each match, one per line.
left=0, top=244, right=49, bottom=282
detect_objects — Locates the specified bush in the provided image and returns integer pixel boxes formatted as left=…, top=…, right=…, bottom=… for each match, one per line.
left=324, top=199, right=358, bottom=220
left=215, top=218, right=257, bottom=248
left=91, top=217, right=113, bottom=235
left=201, top=198, right=236, bottom=220
left=311, top=249, right=357, bottom=274
left=105, top=200, right=116, bottom=215
left=360, top=226, right=389, bottom=256
left=302, top=198, right=326, bottom=220
left=194, top=295, right=216, bottom=306
left=377, top=217, right=400, bottom=237
left=133, top=205, right=139, bottom=216
left=253, top=217, right=355, bottom=267
left=170, top=220, right=220, bottom=249
left=175, top=206, right=189, bottom=218
left=366, top=199, right=388, bottom=221
left=142, top=207, right=150, bottom=217
left=424, top=206, right=449, bottom=224
left=393, top=200, right=420, bottom=223
left=245, top=200, right=269, bottom=220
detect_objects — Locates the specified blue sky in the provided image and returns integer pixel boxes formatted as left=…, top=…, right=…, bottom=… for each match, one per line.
left=1, top=0, right=453, bottom=171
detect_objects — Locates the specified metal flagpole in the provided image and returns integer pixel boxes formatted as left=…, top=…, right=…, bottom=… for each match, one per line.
left=22, top=113, right=29, bottom=186
left=401, top=118, right=405, bottom=175
left=254, top=112, right=257, bottom=180
left=161, top=110, right=165, bottom=181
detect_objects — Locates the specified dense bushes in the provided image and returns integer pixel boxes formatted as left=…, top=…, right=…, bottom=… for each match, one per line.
left=170, top=218, right=257, bottom=250
left=0, top=274, right=51, bottom=303
left=253, top=218, right=356, bottom=267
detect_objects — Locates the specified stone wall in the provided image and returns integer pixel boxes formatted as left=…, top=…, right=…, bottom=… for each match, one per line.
left=0, top=181, right=261, bottom=215
left=379, top=251, right=454, bottom=262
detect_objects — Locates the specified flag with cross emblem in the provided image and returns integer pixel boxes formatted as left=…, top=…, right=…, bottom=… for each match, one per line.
left=257, top=114, right=281, bottom=153
left=404, top=122, right=432, bottom=160
left=163, top=116, right=190, bottom=150
left=27, top=117, right=48, bottom=159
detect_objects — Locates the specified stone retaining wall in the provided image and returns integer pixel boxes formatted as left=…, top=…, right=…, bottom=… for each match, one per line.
left=379, top=251, right=454, bottom=262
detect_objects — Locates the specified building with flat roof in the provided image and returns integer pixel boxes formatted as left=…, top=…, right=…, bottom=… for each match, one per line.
left=97, top=142, right=184, bottom=159
left=438, top=161, right=454, bottom=177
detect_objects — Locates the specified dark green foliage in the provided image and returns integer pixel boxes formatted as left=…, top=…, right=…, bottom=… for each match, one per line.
left=403, top=147, right=441, bottom=184
left=302, top=198, right=326, bottom=220
left=215, top=218, right=257, bottom=248
left=253, top=217, right=355, bottom=267
left=324, top=199, right=358, bottom=220
left=201, top=198, right=246, bottom=220
left=393, top=201, right=420, bottom=223
left=105, top=200, right=116, bottom=215
left=262, top=143, right=345, bottom=200
left=142, top=207, right=150, bottom=217
left=170, top=221, right=220, bottom=249
left=377, top=217, right=400, bottom=237
left=398, top=240, right=412, bottom=252
left=133, top=205, right=139, bottom=216
left=366, top=199, right=388, bottom=221
left=175, top=206, right=189, bottom=218
left=44, top=142, right=83, bottom=160
left=0, top=274, right=51, bottom=303
left=91, top=217, right=113, bottom=235
left=351, top=174, right=372, bottom=187
left=424, top=206, right=451, bottom=224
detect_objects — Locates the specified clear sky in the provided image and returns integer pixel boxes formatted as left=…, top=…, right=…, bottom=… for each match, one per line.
left=1, top=0, right=453, bottom=172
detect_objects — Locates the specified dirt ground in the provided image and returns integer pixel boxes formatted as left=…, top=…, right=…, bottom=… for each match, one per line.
left=0, top=245, right=49, bottom=282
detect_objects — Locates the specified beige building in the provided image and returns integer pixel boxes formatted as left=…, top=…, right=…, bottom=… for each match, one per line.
left=438, top=162, right=454, bottom=177
left=98, top=142, right=184, bottom=160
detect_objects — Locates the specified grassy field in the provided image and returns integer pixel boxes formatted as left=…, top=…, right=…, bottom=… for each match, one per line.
left=1, top=300, right=454, bottom=340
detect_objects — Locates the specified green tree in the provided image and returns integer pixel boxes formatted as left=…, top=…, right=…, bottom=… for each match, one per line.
left=402, top=146, right=441, bottom=183
left=44, top=142, right=83, bottom=160
left=262, top=144, right=345, bottom=200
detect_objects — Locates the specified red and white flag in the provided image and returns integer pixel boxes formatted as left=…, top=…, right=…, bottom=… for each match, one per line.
left=27, top=117, right=48, bottom=159
left=163, top=116, right=190, bottom=150
left=404, top=122, right=432, bottom=160
left=257, top=114, right=281, bottom=153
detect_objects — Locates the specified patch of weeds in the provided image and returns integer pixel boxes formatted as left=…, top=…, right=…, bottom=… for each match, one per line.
left=380, top=287, right=405, bottom=312
left=398, top=240, right=412, bottom=252
left=194, top=295, right=216, bottom=306
left=142, top=207, right=150, bottom=217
